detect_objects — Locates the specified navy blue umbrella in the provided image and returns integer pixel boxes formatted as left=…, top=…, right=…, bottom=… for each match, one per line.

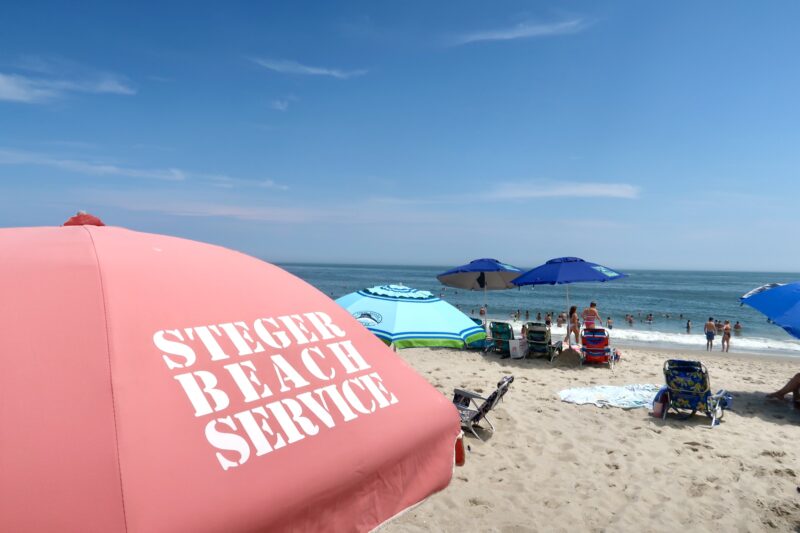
left=740, top=282, right=800, bottom=339
left=437, top=258, right=523, bottom=290
left=512, top=257, right=627, bottom=309
left=437, top=258, right=523, bottom=311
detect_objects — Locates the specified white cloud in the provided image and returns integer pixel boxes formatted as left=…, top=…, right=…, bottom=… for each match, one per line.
left=0, top=71, right=135, bottom=103
left=371, top=181, right=639, bottom=205
left=251, top=58, right=367, bottom=79
left=0, top=148, right=183, bottom=180
left=271, top=99, right=289, bottom=111
left=488, top=181, right=639, bottom=200
left=0, top=148, right=289, bottom=190
left=451, top=18, right=588, bottom=45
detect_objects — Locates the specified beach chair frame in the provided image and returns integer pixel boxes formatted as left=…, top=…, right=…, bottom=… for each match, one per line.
left=662, top=360, right=728, bottom=427
left=579, top=328, right=615, bottom=369
left=452, top=376, right=514, bottom=441
left=524, top=321, right=557, bottom=360
left=489, top=321, right=514, bottom=356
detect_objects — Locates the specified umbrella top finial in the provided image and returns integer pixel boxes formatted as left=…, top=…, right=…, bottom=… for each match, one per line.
left=63, top=211, right=105, bottom=227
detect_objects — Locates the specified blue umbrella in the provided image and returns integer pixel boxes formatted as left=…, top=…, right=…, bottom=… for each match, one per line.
left=335, top=284, right=486, bottom=349
left=512, top=256, right=627, bottom=309
left=740, top=282, right=800, bottom=339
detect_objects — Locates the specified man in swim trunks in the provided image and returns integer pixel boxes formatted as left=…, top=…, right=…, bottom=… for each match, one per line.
left=704, top=317, right=716, bottom=351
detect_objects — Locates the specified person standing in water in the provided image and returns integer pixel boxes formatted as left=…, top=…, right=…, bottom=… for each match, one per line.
left=704, top=317, right=716, bottom=351
left=721, top=320, right=731, bottom=352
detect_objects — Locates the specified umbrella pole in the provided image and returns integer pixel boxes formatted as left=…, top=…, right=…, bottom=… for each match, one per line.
left=483, top=285, right=488, bottom=330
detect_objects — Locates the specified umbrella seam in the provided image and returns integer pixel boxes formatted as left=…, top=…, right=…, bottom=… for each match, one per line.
left=83, top=226, right=129, bottom=533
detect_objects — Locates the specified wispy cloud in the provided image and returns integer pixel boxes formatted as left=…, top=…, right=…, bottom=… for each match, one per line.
left=0, top=148, right=288, bottom=190
left=271, top=99, right=289, bottom=111
left=251, top=58, right=367, bottom=79
left=0, top=59, right=135, bottom=103
left=371, top=181, right=639, bottom=205
left=488, top=181, right=639, bottom=200
left=451, top=18, right=588, bottom=46
left=0, top=148, right=183, bottom=180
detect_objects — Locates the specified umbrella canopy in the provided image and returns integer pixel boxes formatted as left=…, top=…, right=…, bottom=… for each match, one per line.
left=0, top=226, right=460, bottom=532
left=436, top=258, right=523, bottom=290
left=512, top=256, right=626, bottom=286
left=740, top=282, right=800, bottom=339
left=336, top=284, right=486, bottom=349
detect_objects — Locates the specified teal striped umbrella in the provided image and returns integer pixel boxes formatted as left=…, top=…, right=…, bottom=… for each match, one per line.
left=335, top=284, right=486, bottom=349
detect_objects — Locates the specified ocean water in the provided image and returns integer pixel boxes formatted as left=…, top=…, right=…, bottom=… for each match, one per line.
left=280, top=263, right=800, bottom=357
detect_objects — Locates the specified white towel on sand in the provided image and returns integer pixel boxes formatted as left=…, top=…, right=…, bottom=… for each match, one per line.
left=558, top=384, right=661, bottom=409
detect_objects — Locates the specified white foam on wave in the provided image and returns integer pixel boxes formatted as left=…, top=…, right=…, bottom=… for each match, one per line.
left=496, top=320, right=800, bottom=355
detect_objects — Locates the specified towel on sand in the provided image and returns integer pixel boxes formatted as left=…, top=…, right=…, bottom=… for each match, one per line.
left=558, top=384, right=661, bottom=409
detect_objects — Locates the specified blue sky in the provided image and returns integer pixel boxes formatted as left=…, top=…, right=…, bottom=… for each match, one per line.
left=2, top=1, right=799, bottom=271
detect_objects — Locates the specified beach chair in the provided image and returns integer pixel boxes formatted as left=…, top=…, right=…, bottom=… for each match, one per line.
left=525, top=321, right=558, bottom=361
left=580, top=328, right=617, bottom=369
left=489, top=321, right=514, bottom=356
left=661, top=360, right=731, bottom=427
left=452, top=375, right=514, bottom=441
left=467, top=317, right=495, bottom=352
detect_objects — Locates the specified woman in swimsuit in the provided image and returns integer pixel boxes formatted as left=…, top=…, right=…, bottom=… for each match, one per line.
left=565, top=305, right=580, bottom=346
left=721, top=320, right=731, bottom=352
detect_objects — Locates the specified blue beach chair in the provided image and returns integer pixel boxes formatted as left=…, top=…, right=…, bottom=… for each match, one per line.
left=489, top=321, right=513, bottom=356
left=661, top=360, right=731, bottom=427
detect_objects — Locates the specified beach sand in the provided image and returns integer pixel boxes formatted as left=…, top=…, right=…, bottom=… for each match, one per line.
left=381, top=344, right=800, bottom=532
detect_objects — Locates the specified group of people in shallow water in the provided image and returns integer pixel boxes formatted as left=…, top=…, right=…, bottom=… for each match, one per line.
left=701, top=318, right=744, bottom=352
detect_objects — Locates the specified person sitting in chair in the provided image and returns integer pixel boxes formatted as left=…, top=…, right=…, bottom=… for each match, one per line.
left=581, top=302, right=602, bottom=329
left=767, top=373, right=800, bottom=406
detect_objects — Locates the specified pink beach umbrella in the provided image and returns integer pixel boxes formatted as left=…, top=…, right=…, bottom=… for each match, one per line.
left=0, top=223, right=459, bottom=532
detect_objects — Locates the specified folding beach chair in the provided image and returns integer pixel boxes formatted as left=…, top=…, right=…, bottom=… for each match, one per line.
left=580, top=328, right=617, bottom=369
left=661, top=360, right=731, bottom=427
left=525, top=321, right=562, bottom=361
left=452, top=376, right=514, bottom=441
left=489, top=321, right=513, bottom=356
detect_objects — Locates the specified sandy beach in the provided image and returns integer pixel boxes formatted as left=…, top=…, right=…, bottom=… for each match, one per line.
left=381, top=343, right=800, bottom=533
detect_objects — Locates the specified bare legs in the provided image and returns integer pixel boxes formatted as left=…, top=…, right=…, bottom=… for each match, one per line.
left=767, top=373, right=800, bottom=403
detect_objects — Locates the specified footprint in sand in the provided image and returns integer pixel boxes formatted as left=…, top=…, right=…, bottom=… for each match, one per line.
left=468, top=497, right=492, bottom=508
left=772, top=468, right=796, bottom=478
left=761, top=450, right=787, bottom=458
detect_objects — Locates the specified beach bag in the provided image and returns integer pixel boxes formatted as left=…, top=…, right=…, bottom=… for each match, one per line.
left=651, top=386, right=670, bottom=418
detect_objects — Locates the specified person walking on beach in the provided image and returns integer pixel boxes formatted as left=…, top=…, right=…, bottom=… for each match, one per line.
left=721, top=320, right=731, bottom=352
left=565, top=305, right=580, bottom=346
left=704, top=317, right=716, bottom=351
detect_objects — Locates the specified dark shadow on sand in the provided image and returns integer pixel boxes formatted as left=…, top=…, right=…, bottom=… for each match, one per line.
left=725, top=390, right=800, bottom=426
